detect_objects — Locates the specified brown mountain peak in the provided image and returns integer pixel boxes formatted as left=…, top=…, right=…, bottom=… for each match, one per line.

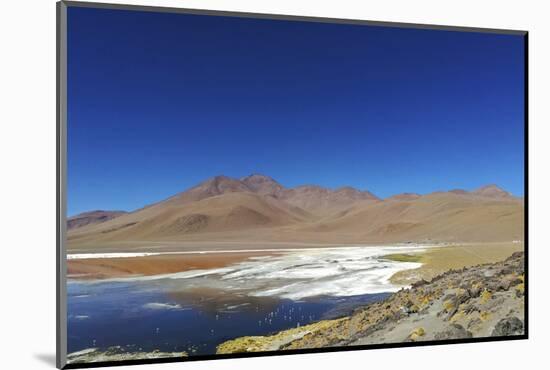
left=335, top=186, right=361, bottom=194
left=196, top=175, right=250, bottom=194
left=241, top=173, right=276, bottom=182
left=241, top=173, right=284, bottom=196
left=166, top=175, right=251, bottom=205
left=472, top=184, right=512, bottom=198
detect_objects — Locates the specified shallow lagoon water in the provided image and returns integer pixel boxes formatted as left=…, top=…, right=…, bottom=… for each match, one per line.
left=67, top=245, right=426, bottom=356
left=68, top=281, right=390, bottom=355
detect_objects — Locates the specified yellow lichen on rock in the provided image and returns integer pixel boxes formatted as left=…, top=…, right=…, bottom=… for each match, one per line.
left=450, top=310, right=465, bottom=323
left=515, top=283, right=524, bottom=296
left=443, top=299, right=455, bottom=312
left=420, top=295, right=432, bottom=307
left=480, top=311, right=491, bottom=321
left=480, top=290, right=492, bottom=304
left=456, top=288, right=468, bottom=296
left=409, top=327, right=426, bottom=341
left=216, top=319, right=346, bottom=354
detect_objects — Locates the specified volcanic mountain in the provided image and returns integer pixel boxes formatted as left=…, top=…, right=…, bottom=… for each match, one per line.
left=67, top=175, right=524, bottom=250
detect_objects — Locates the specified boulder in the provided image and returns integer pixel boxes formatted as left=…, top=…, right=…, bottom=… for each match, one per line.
left=491, top=317, right=524, bottom=337
left=434, top=324, right=473, bottom=340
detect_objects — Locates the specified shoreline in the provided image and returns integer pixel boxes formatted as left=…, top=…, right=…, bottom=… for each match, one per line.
left=216, top=251, right=525, bottom=354
left=67, top=244, right=432, bottom=282
left=67, top=251, right=277, bottom=280
left=66, top=239, right=487, bottom=254
left=67, top=242, right=523, bottom=284
left=67, top=244, right=428, bottom=259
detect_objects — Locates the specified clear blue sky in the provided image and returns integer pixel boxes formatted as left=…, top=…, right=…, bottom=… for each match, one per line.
left=67, top=6, right=525, bottom=216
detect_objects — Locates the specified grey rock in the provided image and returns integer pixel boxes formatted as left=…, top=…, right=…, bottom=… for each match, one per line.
left=491, top=317, right=524, bottom=337
left=434, top=324, right=473, bottom=340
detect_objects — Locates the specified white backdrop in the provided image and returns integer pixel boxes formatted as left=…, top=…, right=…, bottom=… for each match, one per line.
left=1, top=0, right=547, bottom=369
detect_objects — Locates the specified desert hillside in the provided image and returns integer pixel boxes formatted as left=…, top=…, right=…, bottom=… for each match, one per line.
left=67, top=210, right=128, bottom=230
left=67, top=175, right=524, bottom=250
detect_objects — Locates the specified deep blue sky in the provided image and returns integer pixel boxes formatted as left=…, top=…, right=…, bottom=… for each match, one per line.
left=67, top=7, right=525, bottom=216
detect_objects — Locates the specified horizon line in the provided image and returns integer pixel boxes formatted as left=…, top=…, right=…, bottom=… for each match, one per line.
left=68, top=172, right=523, bottom=217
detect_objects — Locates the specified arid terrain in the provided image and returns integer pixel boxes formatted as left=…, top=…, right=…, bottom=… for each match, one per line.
left=67, top=251, right=277, bottom=280
left=68, top=210, right=128, bottom=230
left=67, top=174, right=524, bottom=252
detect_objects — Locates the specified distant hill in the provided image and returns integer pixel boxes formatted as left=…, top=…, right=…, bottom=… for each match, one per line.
left=67, top=174, right=523, bottom=250
left=67, top=210, right=128, bottom=230
left=302, top=191, right=523, bottom=243
left=471, top=184, right=514, bottom=199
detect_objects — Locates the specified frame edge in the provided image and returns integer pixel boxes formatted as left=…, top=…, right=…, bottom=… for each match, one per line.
left=57, top=1, right=68, bottom=369
left=62, top=0, right=527, bottom=35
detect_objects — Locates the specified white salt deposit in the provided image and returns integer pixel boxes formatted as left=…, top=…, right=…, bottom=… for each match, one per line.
left=143, top=302, right=183, bottom=310
left=213, top=246, right=426, bottom=299
left=82, top=245, right=429, bottom=300
left=67, top=252, right=161, bottom=260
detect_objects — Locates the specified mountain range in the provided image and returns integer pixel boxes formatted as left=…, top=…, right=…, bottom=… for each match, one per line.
left=67, top=174, right=524, bottom=250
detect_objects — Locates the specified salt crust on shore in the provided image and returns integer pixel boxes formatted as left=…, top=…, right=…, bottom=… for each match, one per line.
left=71, top=246, right=430, bottom=299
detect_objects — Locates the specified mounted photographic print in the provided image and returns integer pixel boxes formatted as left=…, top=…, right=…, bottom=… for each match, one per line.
left=56, top=1, right=528, bottom=368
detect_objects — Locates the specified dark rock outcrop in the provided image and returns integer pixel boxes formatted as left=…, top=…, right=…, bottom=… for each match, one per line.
left=491, top=317, right=524, bottom=337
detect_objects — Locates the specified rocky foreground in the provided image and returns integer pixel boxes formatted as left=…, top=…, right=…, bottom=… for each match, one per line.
left=66, top=346, right=187, bottom=364
left=217, top=252, right=525, bottom=354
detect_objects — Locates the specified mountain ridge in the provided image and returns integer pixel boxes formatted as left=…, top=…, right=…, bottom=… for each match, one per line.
left=67, top=174, right=523, bottom=249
